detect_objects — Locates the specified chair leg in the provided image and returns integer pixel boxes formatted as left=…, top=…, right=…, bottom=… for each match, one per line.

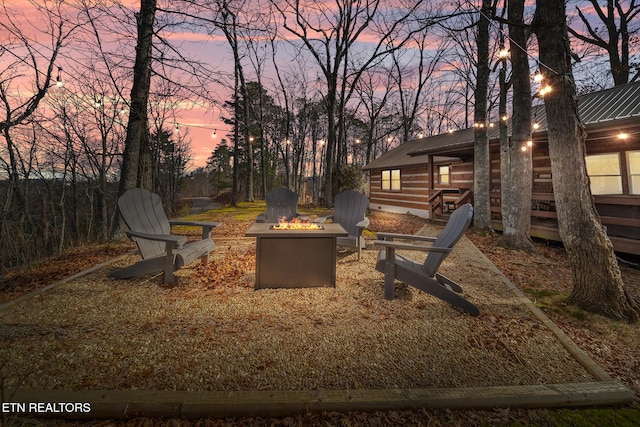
left=383, top=248, right=396, bottom=300
left=164, top=245, right=178, bottom=285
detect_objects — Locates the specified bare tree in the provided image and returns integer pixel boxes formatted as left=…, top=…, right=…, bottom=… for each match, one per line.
left=272, top=0, right=438, bottom=206
left=568, top=0, right=640, bottom=86
left=390, top=31, right=449, bottom=144
left=0, top=0, right=78, bottom=201
left=533, top=0, right=639, bottom=322
left=117, top=0, right=157, bottom=206
left=497, top=0, right=534, bottom=250
left=473, top=0, right=494, bottom=232
left=0, top=0, right=79, bottom=268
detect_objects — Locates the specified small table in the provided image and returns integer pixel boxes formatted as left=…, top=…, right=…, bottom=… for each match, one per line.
left=245, top=222, right=348, bottom=289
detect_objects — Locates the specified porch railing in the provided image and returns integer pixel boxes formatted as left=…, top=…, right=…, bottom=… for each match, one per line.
left=428, top=188, right=473, bottom=216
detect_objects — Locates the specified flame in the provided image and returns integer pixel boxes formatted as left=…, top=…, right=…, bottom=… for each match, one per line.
left=271, top=217, right=323, bottom=230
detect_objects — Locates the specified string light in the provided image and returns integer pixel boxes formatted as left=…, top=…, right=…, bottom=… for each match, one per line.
left=533, top=68, right=544, bottom=83
left=212, top=129, right=217, bottom=138
left=539, top=84, right=552, bottom=97
left=497, top=26, right=509, bottom=60
left=55, top=67, right=63, bottom=88
left=617, top=132, right=629, bottom=140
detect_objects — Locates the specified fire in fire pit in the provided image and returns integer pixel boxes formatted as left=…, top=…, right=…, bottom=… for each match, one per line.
left=271, top=216, right=324, bottom=230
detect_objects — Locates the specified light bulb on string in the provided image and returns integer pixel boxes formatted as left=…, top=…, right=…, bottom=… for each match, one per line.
left=55, top=67, right=63, bottom=88
left=497, top=27, right=509, bottom=60
left=533, top=67, right=543, bottom=83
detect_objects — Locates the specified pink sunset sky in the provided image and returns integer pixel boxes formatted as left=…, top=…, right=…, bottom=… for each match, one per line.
left=2, top=0, right=619, bottom=170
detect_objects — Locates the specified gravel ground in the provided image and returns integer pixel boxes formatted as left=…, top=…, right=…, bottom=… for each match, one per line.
left=0, top=221, right=595, bottom=393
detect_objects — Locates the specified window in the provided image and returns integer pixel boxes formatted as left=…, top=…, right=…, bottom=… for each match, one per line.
left=439, top=165, right=450, bottom=185
left=381, top=169, right=400, bottom=191
left=629, top=151, right=640, bottom=195
left=585, top=153, right=622, bottom=195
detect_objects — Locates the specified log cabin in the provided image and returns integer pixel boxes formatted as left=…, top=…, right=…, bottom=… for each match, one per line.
left=363, top=82, right=640, bottom=255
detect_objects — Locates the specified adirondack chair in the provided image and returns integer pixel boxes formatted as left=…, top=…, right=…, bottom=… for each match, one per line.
left=256, top=187, right=308, bottom=223
left=110, top=188, right=221, bottom=285
left=374, top=204, right=478, bottom=315
left=314, top=190, right=370, bottom=260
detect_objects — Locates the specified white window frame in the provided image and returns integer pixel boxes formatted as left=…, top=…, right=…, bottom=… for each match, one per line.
left=381, top=169, right=401, bottom=191
left=585, top=153, right=623, bottom=195
left=439, top=165, right=450, bottom=185
left=628, top=151, right=640, bottom=195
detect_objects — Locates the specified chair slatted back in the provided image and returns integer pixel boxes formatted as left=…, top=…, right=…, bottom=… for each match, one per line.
left=333, top=190, right=368, bottom=236
left=265, top=188, right=299, bottom=222
left=118, top=188, right=171, bottom=259
left=423, top=204, right=474, bottom=277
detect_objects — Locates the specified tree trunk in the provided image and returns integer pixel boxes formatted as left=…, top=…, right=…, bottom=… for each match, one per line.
left=533, top=0, right=638, bottom=322
left=118, top=0, right=156, bottom=196
left=499, top=0, right=534, bottom=251
left=473, top=0, right=493, bottom=231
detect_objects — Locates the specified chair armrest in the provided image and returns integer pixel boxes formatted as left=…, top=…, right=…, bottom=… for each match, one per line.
left=313, top=215, right=333, bottom=224
left=169, top=220, right=221, bottom=240
left=376, top=232, right=437, bottom=242
left=374, top=239, right=452, bottom=253
left=256, top=212, right=267, bottom=223
left=169, top=220, right=221, bottom=228
left=356, top=217, right=370, bottom=228
left=126, top=230, right=187, bottom=246
left=295, top=213, right=311, bottom=222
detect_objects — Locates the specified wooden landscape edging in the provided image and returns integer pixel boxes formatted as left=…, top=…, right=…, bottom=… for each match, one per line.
left=470, top=246, right=614, bottom=382
left=3, top=381, right=633, bottom=420
left=0, top=251, right=135, bottom=312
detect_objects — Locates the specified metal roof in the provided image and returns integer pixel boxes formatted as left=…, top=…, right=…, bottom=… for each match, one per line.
left=364, top=81, right=640, bottom=170
left=362, top=138, right=459, bottom=170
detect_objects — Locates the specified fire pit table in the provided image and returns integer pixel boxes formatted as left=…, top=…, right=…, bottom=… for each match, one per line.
left=245, top=222, right=348, bottom=289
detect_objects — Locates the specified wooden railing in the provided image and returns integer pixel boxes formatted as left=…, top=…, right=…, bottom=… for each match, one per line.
left=429, top=188, right=473, bottom=216
left=489, top=192, right=640, bottom=229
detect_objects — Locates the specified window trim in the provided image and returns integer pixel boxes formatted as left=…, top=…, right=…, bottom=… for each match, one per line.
left=381, top=168, right=401, bottom=192
left=438, top=165, right=451, bottom=186
left=628, top=150, right=640, bottom=195
left=585, top=152, right=623, bottom=195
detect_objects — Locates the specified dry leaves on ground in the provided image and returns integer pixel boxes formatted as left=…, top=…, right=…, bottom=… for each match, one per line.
left=467, top=231, right=640, bottom=401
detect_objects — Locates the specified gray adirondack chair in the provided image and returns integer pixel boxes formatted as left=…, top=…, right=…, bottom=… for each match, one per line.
left=256, top=187, right=307, bottom=223
left=374, top=204, right=478, bottom=315
left=110, top=188, right=221, bottom=285
left=315, top=190, right=370, bottom=260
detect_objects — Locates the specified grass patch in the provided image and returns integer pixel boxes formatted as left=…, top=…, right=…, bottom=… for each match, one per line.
left=186, top=201, right=332, bottom=222
left=546, top=406, right=640, bottom=426
left=523, top=288, right=572, bottom=313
